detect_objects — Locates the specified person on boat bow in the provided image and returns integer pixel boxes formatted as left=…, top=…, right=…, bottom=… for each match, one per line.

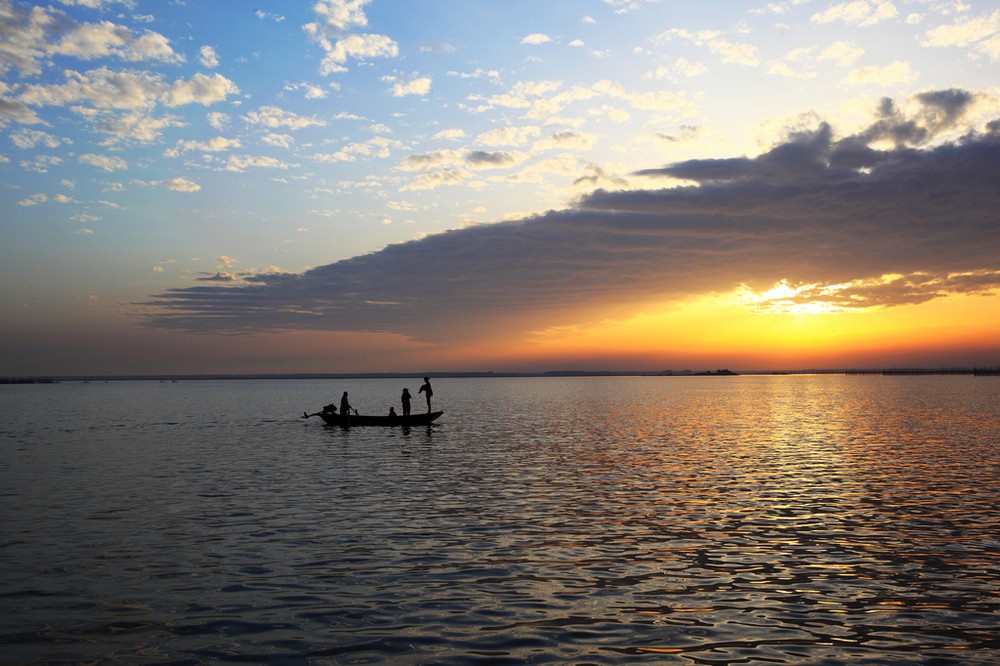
left=418, top=377, right=433, bottom=413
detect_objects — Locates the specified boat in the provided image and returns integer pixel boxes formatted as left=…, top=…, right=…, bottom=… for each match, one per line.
left=309, top=410, right=444, bottom=427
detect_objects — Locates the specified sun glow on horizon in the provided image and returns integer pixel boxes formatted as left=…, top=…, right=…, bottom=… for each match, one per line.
left=519, top=288, right=1000, bottom=370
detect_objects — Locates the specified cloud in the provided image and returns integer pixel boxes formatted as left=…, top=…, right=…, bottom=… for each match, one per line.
left=52, top=22, right=183, bottom=64
left=304, top=3, right=399, bottom=76
left=243, top=105, right=326, bottom=130
left=819, top=40, right=865, bottom=67
left=10, top=128, right=66, bottom=149
left=842, top=61, right=917, bottom=87
left=17, top=67, right=239, bottom=111
left=319, top=33, right=399, bottom=74
left=224, top=154, right=292, bottom=172
left=207, top=111, right=229, bottom=130
left=167, top=177, right=200, bottom=192
left=655, top=29, right=758, bottom=67
left=533, top=130, right=596, bottom=151
left=80, top=152, right=127, bottom=171
left=311, top=0, right=371, bottom=33
left=96, top=111, right=184, bottom=143
left=145, top=89, right=1000, bottom=344
left=400, top=149, right=463, bottom=171
left=196, top=272, right=239, bottom=282
left=0, top=4, right=181, bottom=78
left=922, top=9, right=1000, bottom=61
left=0, top=96, right=43, bottom=125
left=162, top=72, right=239, bottom=107
left=199, top=45, right=219, bottom=68
left=473, top=78, right=695, bottom=122
left=390, top=76, right=432, bottom=97
left=262, top=133, right=295, bottom=149
left=164, top=136, right=241, bottom=157
left=284, top=81, right=329, bottom=99
left=811, top=1, right=898, bottom=27
left=476, top=126, right=542, bottom=147
left=465, top=150, right=524, bottom=170
left=521, top=33, right=552, bottom=45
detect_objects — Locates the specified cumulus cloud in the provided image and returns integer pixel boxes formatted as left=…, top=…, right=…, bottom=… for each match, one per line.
left=167, top=177, right=200, bottom=192
left=390, top=76, right=432, bottom=97
left=224, top=154, right=291, bottom=172
left=15, top=67, right=239, bottom=124
left=476, top=125, right=541, bottom=147
left=311, top=0, right=371, bottom=33
left=96, top=111, right=184, bottom=143
left=0, top=97, right=43, bottom=125
left=162, top=72, right=239, bottom=107
left=655, top=29, right=758, bottom=67
left=145, top=89, right=1000, bottom=344
left=80, top=152, right=127, bottom=171
left=842, top=61, right=917, bottom=87
left=199, top=45, right=219, bottom=68
left=243, top=105, right=326, bottom=130
left=10, top=128, right=65, bottom=149
left=521, top=33, right=552, bottom=45
left=465, top=150, right=524, bottom=170
left=0, top=4, right=181, bottom=78
left=922, top=9, right=1000, bottom=61
left=811, top=0, right=898, bottom=27
left=472, top=78, right=695, bottom=121
left=164, top=136, right=241, bottom=157
left=318, top=33, right=398, bottom=74
left=285, top=81, right=328, bottom=99
left=304, top=1, right=399, bottom=75
left=819, top=40, right=865, bottom=67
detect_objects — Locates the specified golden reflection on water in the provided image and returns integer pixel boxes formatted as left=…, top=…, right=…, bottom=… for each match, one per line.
left=492, top=375, right=1000, bottom=661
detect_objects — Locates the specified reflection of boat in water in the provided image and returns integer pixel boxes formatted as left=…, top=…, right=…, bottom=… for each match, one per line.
left=317, top=411, right=443, bottom=427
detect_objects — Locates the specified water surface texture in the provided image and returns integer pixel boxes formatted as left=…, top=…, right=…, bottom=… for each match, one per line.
left=2, top=375, right=998, bottom=664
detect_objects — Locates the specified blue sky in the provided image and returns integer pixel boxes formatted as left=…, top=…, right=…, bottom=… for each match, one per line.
left=2, top=0, right=999, bottom=375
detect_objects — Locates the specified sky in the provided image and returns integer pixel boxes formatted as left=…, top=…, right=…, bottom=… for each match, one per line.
left=2, top=0, right=999, bottom=376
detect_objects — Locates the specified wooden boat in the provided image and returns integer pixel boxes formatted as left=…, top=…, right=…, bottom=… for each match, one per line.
left=316, top=410, right=443, bottom=427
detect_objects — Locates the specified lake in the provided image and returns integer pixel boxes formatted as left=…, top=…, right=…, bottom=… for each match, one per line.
left=1, top=375, right=998, bottom=664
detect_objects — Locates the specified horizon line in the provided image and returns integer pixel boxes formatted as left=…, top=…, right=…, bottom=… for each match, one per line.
left=4, top=365, right=1000, bottom=383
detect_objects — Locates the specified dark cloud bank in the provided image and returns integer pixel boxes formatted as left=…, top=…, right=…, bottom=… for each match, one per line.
left=146, top=90, right=1000, bottom=341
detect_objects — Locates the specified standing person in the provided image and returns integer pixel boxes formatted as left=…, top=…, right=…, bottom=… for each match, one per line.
left=340, top=391, right=355, bottom=418
left=418, top=377, right=433, bottom=412
left=401, top=387, right=412, bottom=417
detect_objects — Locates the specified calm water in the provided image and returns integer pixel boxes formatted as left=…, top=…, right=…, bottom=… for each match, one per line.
left=1, top=375, right=998, bottom=664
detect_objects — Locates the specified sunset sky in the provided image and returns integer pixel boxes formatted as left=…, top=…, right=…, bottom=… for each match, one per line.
left=2, top=0, right=999, bottom=376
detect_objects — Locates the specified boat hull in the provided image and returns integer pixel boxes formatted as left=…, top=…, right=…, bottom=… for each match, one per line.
left=319, top=411, right=443, bottom=427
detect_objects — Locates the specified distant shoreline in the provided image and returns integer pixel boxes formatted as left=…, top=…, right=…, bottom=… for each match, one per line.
left=3, top=366, right=999, bottom=383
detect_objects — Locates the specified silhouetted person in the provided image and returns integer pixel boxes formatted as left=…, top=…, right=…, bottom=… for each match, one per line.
left=388, top=406, right=397, bottom=418
left=401, top=387, right=412, bottom=417
left=418, top=377, right=433, bottom=412
left=340, top=391, right=355, bottom=417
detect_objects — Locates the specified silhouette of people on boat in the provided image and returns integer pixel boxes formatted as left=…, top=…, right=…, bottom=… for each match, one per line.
left=303, top=383, right=441, bottom=424
left=401, top=387, right=412, bottom=417
left=419, top=377, right=433, bottom=412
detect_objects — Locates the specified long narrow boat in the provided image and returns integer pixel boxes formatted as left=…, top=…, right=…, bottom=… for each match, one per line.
left=318, top=410, right=443, bottom=427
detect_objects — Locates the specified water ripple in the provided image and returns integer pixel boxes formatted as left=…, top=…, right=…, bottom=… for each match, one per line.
left=1, top=376, right=998, bottom=663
